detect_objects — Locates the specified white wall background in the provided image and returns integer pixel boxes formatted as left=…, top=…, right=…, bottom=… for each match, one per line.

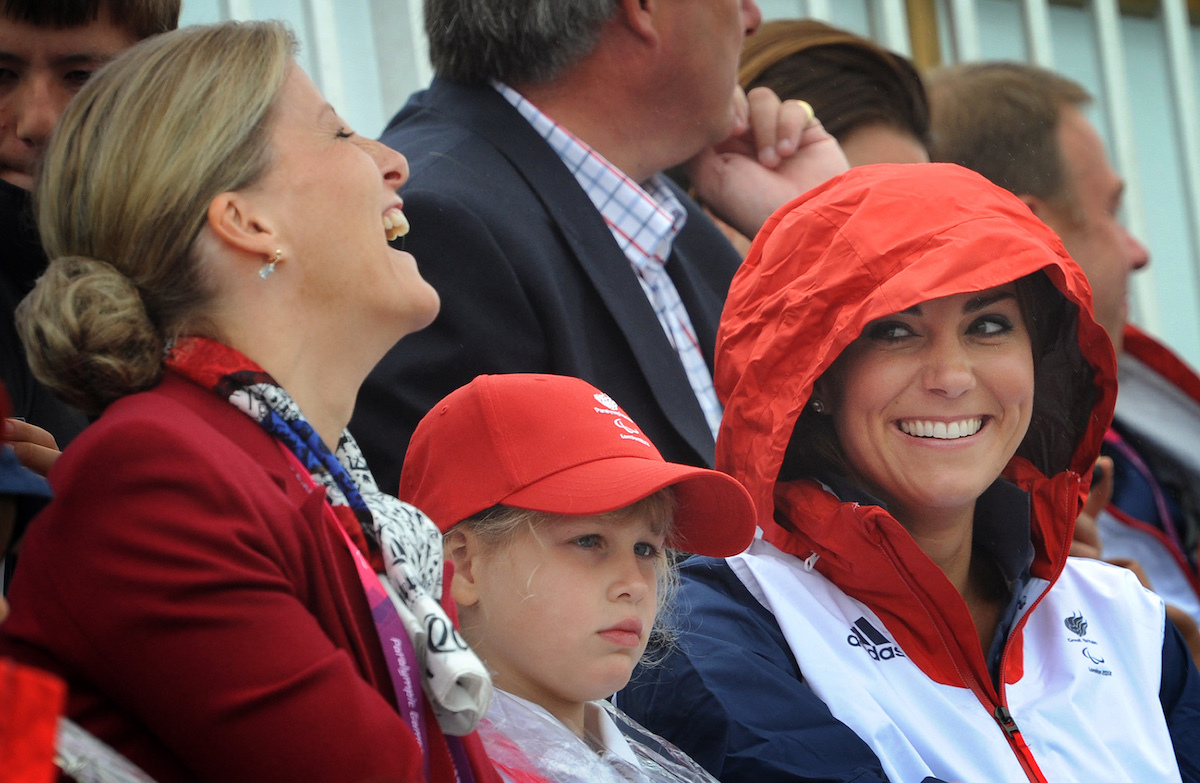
left=178, top=0, right=1200, bottom=369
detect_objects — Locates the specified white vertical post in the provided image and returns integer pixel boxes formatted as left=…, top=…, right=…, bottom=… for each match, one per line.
left=1161, top=0, right=1200, bottom=315
left=1092, top=0, right=1159, bottom=332
left=408, top=0, right=431, bottom=86
left=218, top=0, right=253, bottom=21
left=945, top=0, right=982, bottom=62
left=801, top=0, right=831, bottom=21
left=369, top=0, right=432, bottom=127
left=1020, top=0, right=1055, bottom=67
left=303, top=0, right=347, bottom=112
left=872, top=0, right=913, bottom=57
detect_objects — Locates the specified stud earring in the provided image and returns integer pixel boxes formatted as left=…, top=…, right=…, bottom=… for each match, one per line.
left=259, top=249, right=282, bottom=280
left=810, top=398, right=827, bottom=414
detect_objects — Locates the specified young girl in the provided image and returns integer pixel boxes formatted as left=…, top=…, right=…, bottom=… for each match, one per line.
left=400, top=373, right=757, bottom=783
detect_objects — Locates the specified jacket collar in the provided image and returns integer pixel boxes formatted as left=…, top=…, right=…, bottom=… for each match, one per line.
left=401, top=78, right=726, bottom=465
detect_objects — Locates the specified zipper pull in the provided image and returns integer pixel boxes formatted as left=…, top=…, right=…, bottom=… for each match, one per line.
left=995, top=705, right=1020, bottom=737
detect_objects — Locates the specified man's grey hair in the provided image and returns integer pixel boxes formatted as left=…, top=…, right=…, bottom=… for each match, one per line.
left=424, top=0, right=619, bottom=86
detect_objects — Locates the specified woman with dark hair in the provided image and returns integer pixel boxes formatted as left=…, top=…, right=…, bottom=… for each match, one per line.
left=739, top=19, right=930, bottom=166
left=699, top=18, right=927, bottom=256
left=619, top=163, right=1200, bottom=782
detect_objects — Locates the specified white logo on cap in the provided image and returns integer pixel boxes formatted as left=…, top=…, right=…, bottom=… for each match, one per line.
left=614, top=418, right=639, bottom=435
left=590, top=392, right=652, bottom=446
left=594, top=392, right=619, bottom=411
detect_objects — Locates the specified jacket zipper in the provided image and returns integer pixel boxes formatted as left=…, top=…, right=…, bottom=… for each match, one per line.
left=993, top=705, right=1050, bottom=783
left=984, top=475, right=1081, bottom=783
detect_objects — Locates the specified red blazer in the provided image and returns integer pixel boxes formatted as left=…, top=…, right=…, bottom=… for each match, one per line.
left=0, top=371, right=498, bottom=783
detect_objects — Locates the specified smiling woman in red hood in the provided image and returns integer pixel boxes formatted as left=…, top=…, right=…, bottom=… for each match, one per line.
left=618, top=163, right=1200, bottom=783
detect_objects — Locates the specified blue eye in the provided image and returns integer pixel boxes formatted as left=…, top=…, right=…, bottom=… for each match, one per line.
left=573, top=534, right=601, bottom=549
left=633, top=541, right=661, bottom=558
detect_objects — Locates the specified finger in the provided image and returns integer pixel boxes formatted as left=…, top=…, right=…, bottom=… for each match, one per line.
left=773, top=99, right=814, bottom=159
left=5, top=418, right=59, bottom=451
left=1083, top=456, right=1114, bottom=518
left=745, top=86, right=782, bottom=167
left=1069, top=508, right=1102, bottom=558
left=10, top=442, right=60, bottom=478
left=730, top=84, right=749, bottom=136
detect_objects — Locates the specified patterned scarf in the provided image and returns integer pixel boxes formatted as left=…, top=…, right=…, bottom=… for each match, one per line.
left=165, top=337, right=491, bottom=735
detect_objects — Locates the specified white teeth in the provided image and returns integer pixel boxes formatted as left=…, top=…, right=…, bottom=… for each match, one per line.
left=383, top=207, right=409, bottom=241
left=898, top=418, right=983, bottom=439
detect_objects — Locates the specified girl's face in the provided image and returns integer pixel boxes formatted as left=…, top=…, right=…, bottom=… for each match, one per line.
left=818, top=284, right=1035, bottom=530
left=449, top=510, right=665, bottom=734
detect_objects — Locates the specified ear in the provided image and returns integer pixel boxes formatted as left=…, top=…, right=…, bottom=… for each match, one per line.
left=206, top=190, right=281, bottom=260
left=614, top=0, right=658, bottom=45
left=811, top=374, right=836, bottom=412
left=443, top=528, right=482, bottom=607
left=1018, top=192, right=1046, bottom=220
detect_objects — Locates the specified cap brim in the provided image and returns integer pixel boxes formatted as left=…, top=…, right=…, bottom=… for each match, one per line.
left=502, top=455, right=756, bottom=557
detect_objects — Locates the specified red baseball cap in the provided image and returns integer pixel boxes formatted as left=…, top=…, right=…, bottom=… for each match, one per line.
left=400, top=374, right=756, bottom=557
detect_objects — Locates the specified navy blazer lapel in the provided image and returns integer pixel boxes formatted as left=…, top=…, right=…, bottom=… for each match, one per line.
left=416, top=79, right=718, bottom=463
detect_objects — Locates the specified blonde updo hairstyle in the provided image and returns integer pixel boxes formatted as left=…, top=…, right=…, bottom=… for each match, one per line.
left=17, top=20, right=296, bottom=416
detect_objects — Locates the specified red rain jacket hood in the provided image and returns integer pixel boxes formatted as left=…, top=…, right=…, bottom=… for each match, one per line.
left=715, top=163, right=1118, bottom=684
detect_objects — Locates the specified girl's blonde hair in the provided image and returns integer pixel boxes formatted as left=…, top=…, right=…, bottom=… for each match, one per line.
left=18, top=20, right=295, bottom=415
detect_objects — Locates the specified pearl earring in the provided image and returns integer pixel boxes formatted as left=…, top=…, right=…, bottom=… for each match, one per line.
left=810, top=398, right=827, bottom=414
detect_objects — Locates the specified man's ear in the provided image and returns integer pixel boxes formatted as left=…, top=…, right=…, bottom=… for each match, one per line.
left=1018, top=192, right=1075, bottom=237
left=444, top=528, right=482, bottom=607
left=206, top=190, right=280, bottom=260
left=615, top=0, right=658, bottom=45
left=1018, top=192, right=1046, bottom=220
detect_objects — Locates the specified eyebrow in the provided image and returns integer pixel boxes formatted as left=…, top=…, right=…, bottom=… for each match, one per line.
left=897, top=290, right=1016, bottom=316
left=0, top=51, right=118, bottom=67
left=964, top=291, right=1016, bottom=312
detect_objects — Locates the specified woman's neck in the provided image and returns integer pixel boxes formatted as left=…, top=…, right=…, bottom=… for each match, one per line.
left=892, top=503, right=976, bottom=592
left=894, top=503, right=1008, bottom=651
left=227, top=332, right=367, bottom=451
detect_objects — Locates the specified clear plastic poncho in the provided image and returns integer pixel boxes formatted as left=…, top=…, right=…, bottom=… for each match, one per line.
left=477, top=690, right=719, bottom=783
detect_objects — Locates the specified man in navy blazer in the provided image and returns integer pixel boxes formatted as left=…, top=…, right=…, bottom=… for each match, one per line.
left=352, top=0, right=846, bottom=491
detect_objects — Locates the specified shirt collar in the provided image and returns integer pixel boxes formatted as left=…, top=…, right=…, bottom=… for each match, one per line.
left=494, top=81, right=686, bottom=270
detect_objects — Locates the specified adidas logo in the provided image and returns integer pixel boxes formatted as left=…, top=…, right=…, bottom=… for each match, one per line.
left=846, top=617, right=907, bottom=661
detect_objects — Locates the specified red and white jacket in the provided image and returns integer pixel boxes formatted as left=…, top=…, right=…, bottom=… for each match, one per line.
left=627, top=164, right=1200, bottom=782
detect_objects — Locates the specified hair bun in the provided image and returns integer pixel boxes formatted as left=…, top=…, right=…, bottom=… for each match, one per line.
left=17, top=256, right=164, bottom=416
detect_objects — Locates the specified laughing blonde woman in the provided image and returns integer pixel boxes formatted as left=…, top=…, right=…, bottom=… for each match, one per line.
left=0, top=21, right=499, bottom=783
